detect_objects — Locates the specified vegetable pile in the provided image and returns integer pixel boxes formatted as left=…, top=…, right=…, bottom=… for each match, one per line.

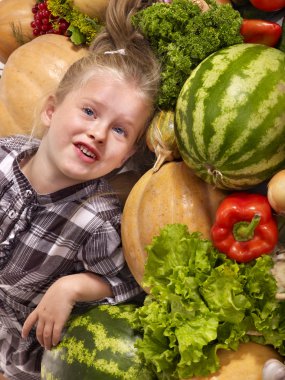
left=133, top=223, right=285, bottom=379
left=2, top=1, right=285, bottom=379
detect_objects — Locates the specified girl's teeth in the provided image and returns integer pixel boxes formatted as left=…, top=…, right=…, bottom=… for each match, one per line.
left=79, top=145, right=96, bottom=159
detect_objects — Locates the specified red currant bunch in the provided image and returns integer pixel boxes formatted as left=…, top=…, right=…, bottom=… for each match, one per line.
left=31, top=0, right=70, bottom=36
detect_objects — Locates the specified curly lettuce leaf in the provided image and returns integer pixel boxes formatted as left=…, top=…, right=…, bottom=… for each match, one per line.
left=134, top=223, right=285, bottom=378
left=132, top=0, right=243, bottom=109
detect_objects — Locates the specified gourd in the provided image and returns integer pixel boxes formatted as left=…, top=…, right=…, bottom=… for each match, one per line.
left=146, top=110, right=180, bottom=172
left=0, top=0, right=35, bottom=63
left=121, top=161, right=226, bottom=287
left=0, top=34, right=87, bottom=137
left=73, top=0, right=109, bottom=21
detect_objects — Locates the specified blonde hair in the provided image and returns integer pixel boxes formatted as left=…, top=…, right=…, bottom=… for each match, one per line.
left=52, top=0, right=160, bottom=133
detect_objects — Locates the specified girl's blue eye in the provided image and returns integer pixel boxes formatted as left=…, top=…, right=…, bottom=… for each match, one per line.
left=83, top=107, right=94, bottom=117
left=113, top=126, right=127, bottom=136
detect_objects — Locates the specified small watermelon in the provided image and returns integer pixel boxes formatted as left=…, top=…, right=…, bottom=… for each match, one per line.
left=175, top=43, right=285, bottom=190
left=41, top=304, right=156, bottom=380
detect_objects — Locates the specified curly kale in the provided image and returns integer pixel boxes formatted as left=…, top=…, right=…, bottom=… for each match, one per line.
left=132, top=0, right=243, bottom=110
left=47, top=0, right=103, bottom=45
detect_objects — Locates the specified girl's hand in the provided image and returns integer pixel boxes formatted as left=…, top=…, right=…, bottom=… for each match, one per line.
left=22, top=272, right=113, bottom=350
left=22, top=277, right=76, bottom=350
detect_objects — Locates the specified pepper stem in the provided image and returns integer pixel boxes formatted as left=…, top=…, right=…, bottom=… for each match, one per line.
left=233, top=214, right=261, bottom=242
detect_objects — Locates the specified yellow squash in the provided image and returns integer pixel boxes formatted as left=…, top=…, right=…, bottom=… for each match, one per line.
left=121, top=161, right=226, bottom=288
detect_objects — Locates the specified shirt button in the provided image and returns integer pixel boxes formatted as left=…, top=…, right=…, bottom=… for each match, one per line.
left=8, top=210, right=17, bottom=219
left=25, top=190, right=33, bottom=198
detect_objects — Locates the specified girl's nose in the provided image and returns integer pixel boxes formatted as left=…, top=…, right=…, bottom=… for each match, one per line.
left=87, top=124, right=107, bottom=143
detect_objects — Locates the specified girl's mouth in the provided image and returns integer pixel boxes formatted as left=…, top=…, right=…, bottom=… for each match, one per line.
left=77, top=144, right=96, bottom=159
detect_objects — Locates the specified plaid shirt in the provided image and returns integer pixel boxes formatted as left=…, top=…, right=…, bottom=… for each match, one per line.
left=0, top=136, right=142, bottom=380
left=0, top=135, right=142, bottom=379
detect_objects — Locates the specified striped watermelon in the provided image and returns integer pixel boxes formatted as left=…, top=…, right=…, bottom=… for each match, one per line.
left=175, top=43, right=285, bottom=190
left=41, top=304, right=156, bottom=380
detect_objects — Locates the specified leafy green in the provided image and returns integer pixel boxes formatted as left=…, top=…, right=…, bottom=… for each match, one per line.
left=47, top=0, right=103, bottom=45
left=132, top=0, right=243, bottom=110
left=132, top=224, right=285, bottom=379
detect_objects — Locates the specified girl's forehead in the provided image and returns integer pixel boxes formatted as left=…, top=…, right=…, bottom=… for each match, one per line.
left=75, top=72, right=146, bottom=101
left=81, top=68, right=127, bottom=87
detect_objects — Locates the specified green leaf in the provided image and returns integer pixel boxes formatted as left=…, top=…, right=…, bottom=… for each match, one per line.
left=134, top=223, right=285, bottom=378
left=67, top=25, right=86, bottom=45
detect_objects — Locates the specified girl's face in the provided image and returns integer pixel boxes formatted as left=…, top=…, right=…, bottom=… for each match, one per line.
left=40, top=73, right=151, bottom=186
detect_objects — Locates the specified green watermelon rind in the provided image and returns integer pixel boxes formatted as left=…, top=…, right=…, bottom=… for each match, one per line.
left=175, top=43, right=285, bottom=190
left=41, top=304, right=155, bottom=380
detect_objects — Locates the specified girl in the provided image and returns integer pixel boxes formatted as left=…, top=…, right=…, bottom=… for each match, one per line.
left=0, top=0, right=160, bottom=379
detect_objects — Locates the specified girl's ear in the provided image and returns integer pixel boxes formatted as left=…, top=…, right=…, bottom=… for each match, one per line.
left=40, top=95, right=56, bottom=127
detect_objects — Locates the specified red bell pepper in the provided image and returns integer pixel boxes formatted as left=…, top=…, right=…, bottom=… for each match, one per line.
left=249, top=0, right=285, bottom=12
left=211, top=192, right=278, bottom=263
left=240, top=19, right=282, bottom=47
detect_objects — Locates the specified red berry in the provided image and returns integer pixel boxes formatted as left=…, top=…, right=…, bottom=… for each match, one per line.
left=32, top=28, right=40, bottom=36
left=38, top=2, right=47, bottom=11
left=35, top=19, right=42, bottom=28
left=42, top=9, right=50, bottom=18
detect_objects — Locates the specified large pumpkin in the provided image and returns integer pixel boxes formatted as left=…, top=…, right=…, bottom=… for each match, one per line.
left=0, top=34, right=87, bottom=137
left=121, top=161, right=226, bottom=287
left=0, top=0, right=35, bottom=63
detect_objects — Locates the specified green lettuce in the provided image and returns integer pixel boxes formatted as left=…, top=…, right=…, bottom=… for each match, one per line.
left=133, top=224, right=285, bottom=379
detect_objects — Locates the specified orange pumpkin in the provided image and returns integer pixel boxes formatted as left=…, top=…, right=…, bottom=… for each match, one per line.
left=0, top=34, right=87, bottom=137
left=121, top=161, right=226, bottom=288
left=0, top=0, right=35, bottom=63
